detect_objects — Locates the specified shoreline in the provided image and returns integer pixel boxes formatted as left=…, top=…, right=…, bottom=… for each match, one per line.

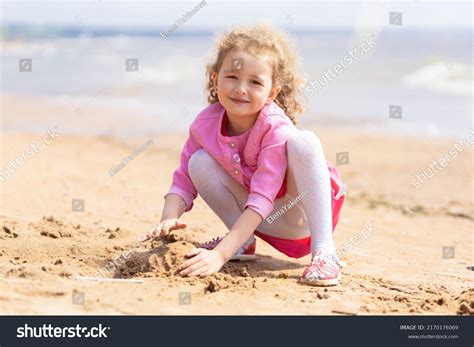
left=1, top=93, right=471, bottom=141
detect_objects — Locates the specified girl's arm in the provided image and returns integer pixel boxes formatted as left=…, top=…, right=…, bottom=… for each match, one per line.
left=160, top=193, right=187, bottom=221
left=142, top=193, right=188, bottom=241
left=213, top=208, right=262, bottom=262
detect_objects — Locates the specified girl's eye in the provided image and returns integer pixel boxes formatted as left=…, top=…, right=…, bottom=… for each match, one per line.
left=226, top=75, right=237, bottom=79
left=251, top=80, right=262, bottom=85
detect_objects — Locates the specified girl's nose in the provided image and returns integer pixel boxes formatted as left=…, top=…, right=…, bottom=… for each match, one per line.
left=234, top=83, right=247, bottom=95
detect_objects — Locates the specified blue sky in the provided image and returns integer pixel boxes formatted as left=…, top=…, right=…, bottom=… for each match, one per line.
left=1, top=1, right=472, bottom=29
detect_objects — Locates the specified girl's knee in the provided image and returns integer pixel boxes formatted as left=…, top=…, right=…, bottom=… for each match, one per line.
left=288, top=130, right=320, bottom=145
left=287, top=130, right=323, bottom=157
left=188, top=149, right=216, bottom=179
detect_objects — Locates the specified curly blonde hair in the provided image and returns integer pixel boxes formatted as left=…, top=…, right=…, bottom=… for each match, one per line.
left=205, top=23, right=306, bottom=125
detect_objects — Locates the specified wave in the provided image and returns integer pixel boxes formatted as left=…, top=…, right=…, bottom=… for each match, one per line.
left=402, top=61, right=473, bottom=96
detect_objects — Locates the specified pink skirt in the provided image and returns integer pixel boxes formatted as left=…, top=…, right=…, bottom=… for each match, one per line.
left=254, top=161, right=345, bottom=258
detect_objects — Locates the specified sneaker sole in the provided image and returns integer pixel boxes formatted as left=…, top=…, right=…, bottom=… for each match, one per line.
left=298, top=273, right=340, bottom=286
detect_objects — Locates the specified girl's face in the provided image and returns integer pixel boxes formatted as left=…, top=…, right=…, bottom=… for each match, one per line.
left=212, top=50, right=280, bottom=119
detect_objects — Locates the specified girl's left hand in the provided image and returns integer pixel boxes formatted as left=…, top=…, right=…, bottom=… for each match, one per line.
left=177, top=248, right=225, bottom=277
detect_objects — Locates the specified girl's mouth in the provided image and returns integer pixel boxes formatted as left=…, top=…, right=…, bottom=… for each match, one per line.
left=229, top=97, right=250, bottom=105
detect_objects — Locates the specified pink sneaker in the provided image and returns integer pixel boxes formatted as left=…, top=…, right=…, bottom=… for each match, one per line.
left=299, top=249, right=344, bottom=286
left=200, top=236, right=256, bottom=261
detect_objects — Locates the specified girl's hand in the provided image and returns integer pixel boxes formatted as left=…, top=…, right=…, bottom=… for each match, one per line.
left=142, top=218, right=187, bottom=242
left=177, top=248, right=225, bottom=277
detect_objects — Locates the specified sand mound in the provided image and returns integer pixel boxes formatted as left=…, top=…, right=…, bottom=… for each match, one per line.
left=116, top=238, right=194, bottom=278
left=113, top=233, right=258, bottom=293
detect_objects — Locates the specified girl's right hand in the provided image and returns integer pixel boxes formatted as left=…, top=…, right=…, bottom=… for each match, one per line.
left=142, top=219, right=187, bottom=242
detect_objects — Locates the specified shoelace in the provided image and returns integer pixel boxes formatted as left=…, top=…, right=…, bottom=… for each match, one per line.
left=308, top=255, right=341, bottom=279
left=307, top=253, right=346, bottom=277
left=313, top=252, right=347, bottom=268
left=308, top=256, right=333, bottom=278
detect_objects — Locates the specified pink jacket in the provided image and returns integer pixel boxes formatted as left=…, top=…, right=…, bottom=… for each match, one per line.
left=166, top=101, right=296, bottom=219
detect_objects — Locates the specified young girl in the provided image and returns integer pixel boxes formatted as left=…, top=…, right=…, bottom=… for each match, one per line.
left=144, top=23, right=346, bottom=286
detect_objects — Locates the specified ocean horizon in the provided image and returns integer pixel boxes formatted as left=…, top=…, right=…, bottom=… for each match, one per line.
left=1, top=23, right=472, bottom=138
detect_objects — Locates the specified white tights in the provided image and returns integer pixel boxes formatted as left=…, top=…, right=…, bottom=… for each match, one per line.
left=188, top=130, right=335, bottom=257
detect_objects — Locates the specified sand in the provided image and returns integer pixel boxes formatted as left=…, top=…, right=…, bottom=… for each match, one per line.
left=0, top=94, right=472, bottom=315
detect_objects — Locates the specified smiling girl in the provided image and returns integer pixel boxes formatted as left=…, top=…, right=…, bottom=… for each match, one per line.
left=144, top=23, right=346, bottom=286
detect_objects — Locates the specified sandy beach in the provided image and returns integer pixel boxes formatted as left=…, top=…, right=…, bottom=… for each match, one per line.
left=0, top=94, right=472, bottom=315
